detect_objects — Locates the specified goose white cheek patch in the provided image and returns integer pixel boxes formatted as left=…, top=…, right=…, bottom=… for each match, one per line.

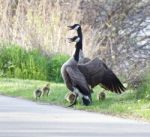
left=75, top=37, right=80, bottom=43
left=74, top=25, right=80, bottom=30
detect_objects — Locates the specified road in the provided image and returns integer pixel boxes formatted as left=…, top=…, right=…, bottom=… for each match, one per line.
left=0, top=95, right=149, bottom=137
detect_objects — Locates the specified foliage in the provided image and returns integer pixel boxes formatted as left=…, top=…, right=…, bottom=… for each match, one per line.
left=79, top=0, right=150, bottom=75
left=48, top=54, right=69, bottom=82
left=0, top=43, right=69, bottom=82
left=135, top=70, right=150, bottom=100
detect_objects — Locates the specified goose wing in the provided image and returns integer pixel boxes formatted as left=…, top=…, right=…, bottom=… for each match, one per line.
left=66, top=66, right=91, bottom=96
left=78, top=57, right=126, bottom=94
left=78, top=57, right=105, bottom=86
left=98, top=68, right=126, bottom=94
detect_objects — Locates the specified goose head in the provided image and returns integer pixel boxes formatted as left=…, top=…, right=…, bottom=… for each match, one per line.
left=68, top=36, right=80, bottom=43
left=68, top=35, right=82, bottom=51
left=68, top=36, right=84, bottom=61
left=68, top=24, right=81, bottom=31
left=82, top=97, right=91, bottom=106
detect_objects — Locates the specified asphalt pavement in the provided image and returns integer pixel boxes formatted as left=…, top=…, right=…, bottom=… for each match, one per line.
left=0, top=95, right=150, bottom=137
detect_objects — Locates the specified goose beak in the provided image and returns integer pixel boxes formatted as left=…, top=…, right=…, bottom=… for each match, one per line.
left=67, top=26, right=73, bottom=30
left=67, top=38, right=74, bottom=43
left=67, top=36, right=80, bottom=43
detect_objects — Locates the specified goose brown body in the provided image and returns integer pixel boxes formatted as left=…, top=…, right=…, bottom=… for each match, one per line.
left=68, top=24, right=126, bottom=94
left=61, top=37, right=92, bottom=106
left=78, top=57, right=126, bottom=94
left=61, top=58, right=91, bottom=96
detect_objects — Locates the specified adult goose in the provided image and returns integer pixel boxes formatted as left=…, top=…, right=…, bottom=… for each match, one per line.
left=68, top=24, right=91, bottom=64
left=68, top=24, right=126, bottom=94
left=61, top=36, right=92, bottom=106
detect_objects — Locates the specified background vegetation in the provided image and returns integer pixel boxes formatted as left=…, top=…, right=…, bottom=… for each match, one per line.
left=0, top=0, right=149, bottom=81
left=0, top=42, right=69, bottom=82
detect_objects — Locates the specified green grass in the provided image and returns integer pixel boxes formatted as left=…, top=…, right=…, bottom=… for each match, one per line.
left=0, top=78, right=149, bottom=121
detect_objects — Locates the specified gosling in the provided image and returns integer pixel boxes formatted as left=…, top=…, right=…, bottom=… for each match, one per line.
left=97, top=91, right=106, bottom=101
left=42, top=83, right=50, bottom=96
left=34, top=88, right=42, bottom=100
left=65, top=92, right=76, bottom=104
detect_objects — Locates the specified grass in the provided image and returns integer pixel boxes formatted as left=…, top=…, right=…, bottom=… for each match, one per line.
left=0, top=78, right=149, bottom=122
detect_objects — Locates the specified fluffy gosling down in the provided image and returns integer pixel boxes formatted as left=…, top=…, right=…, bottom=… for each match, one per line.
left=65, top=92, right=76, bottom=104
left=97, top=91, right=106, bottom=101
left=34, top=83, right=50, bottom=100
left=42, top=83, right=50, bottom=96
left=34, top=88, right=42, bottom=100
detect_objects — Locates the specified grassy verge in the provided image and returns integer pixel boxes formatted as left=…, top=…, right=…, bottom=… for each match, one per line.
left=0, top=78, right=150, bottom=122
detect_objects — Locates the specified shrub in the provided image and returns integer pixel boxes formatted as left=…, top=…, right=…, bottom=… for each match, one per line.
left=135, top=70, right=150, bottom=99
left=0, top=43, right=69, bottom=82
left=47, top=54, right=69, bottom=82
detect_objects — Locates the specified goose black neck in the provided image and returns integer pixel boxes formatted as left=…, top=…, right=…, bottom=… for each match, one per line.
left=73, top=41, right=82, bottom=62
left=77, top=28, right=83, bottom=50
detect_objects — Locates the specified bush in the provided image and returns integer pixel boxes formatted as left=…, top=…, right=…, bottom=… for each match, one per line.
left=0, top=43, right=69, bottom=82
left=47, top=54, right=69, bottom=82
left=135, top=70, right=150, bottom=99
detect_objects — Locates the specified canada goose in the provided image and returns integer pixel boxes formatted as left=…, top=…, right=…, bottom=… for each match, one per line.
left=65, top=92, right=76, bottom=104
left=97, top=91, right=106, bottom=101
left=42, top=83, right=50, bottom=96
left=61, top=36, right=92, bottom=106
left=34, top=88, right=42, bottom=100
left=68, top=24, right=91, bottom=64
left=68, top=24, right=126, bottom=94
